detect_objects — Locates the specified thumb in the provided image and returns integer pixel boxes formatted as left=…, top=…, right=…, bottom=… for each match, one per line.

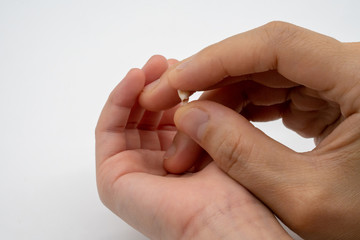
left=174, top=100, right=303, bottom=204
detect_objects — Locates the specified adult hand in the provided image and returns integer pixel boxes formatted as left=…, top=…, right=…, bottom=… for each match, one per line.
left=95, top=55, right=291, bottom=240
left=139, top=22, right=360, bottom=239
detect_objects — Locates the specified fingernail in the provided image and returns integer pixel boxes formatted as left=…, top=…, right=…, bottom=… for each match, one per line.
left=163, top=144, right=176, bottom=160
left=178, top=108, right=209, bottom=141
left=143, top=79, right=160, bottom=92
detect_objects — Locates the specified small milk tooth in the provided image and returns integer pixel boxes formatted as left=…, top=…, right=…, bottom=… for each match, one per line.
left=177, top=90, right=190, bottom=104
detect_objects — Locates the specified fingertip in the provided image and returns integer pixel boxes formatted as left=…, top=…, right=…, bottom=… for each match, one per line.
left=110, top=68, right=146, bottom=107
left=163, top=132, right=203, bottom=174
left=142, top=55, right=169, bottom=85
left=174, top=103, right=210, bottom=142
left=142, top=55, right=168, bottom=69
left=121, top=68, right=146, bottom=89
left=139, top=76, right=180, bottom=111
left=167, top=58, right=179, bottom=66
left=128, top=67, right=145, bottom=76
left=163, top=155, right=186, bottom=174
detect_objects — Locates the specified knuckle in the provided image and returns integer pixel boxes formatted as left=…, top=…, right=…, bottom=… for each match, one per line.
left=212, top=131, right=253, bottom=174
left=262, top=21, right=300, bottom=48
left=198, top=44, right=230, bottom=79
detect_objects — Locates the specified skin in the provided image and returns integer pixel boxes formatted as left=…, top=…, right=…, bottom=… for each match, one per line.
left=139, top=22, right=360, bottom=239
left=95, top=56, right=291, bottom=240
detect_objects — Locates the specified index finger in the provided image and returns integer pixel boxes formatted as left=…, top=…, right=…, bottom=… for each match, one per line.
left=139, top=21, right=354, bottom=112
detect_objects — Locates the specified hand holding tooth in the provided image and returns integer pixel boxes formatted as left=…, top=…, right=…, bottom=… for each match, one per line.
left=140, top=22, right=360, bottom=239
left=96, top=55, right=292, bottom=240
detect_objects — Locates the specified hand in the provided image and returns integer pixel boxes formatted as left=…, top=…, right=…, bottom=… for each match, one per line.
left=95, top=55, right=291, bottom=240
left=139, top=22, right=360, bottom=239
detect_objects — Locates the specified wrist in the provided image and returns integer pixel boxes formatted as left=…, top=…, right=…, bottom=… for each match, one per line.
left=181, top=204, right=292, bottom=240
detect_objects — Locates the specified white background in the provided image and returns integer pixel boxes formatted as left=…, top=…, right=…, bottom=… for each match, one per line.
left=0, top=0, right=359, bottom=239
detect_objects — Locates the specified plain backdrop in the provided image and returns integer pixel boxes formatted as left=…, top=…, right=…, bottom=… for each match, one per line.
left=1, top=0, right=359, bottom=239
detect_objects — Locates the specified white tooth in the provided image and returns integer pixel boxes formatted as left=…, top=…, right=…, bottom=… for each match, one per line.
left=177, top=90, right=191, bottom=104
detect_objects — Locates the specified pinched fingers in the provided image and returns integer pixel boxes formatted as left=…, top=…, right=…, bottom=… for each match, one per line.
left=164, top=81, right=291, bottom=173
left=140, top=22, right=360, bottom=117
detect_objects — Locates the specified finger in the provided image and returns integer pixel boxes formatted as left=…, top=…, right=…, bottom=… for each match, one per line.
left=137, top=111, right=164, bottom=131
left=164, top=82, right=290, bottom=173
left=164, top=83, right=250, bottom=173
left=169, top=22, right=341, bottom=91
left=139, top=76, right=180, bottom=111
left=282, top=101, right=341, bottom=138
left=142, top=55, right=169, bottom=85
left=136, top=56, right=177, bottom=149
left=95, top=68, right=145, bottom=164
left=280, top=86, right=341, bottom=138
left=158, top=104, right=178, bottom=128
left=164, top=82, right=253, bottom=173
left=139, top=69, right=294, bottom=111
left=201, top=81, right=290, bottom=109
left=134, top=107, right=177, bottom=152
left=142, top=22, right=358, bottom=115
left=157, top=105, right=178, bottom=151
left=140, top=58, right=180, bottom=152
left=138, top=58, right=180, bottom=111
left=139, top=58, right=296, bottom=112
left=167, top=58, right=179, bottom=66
left=125, top=101, right=145, bottom=129
left=126, top=55, right=172, bottom=129
left=163, top=131, right=204, bottom=173
left=241, top=103, right=286, bottom=122
left=209, top=70, right=298, bottom=90
left=173, top=100, right=312, bottom=217
left=289, top=86, right=329, bottom=111
left=250, top=70, right=298, bottom=88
